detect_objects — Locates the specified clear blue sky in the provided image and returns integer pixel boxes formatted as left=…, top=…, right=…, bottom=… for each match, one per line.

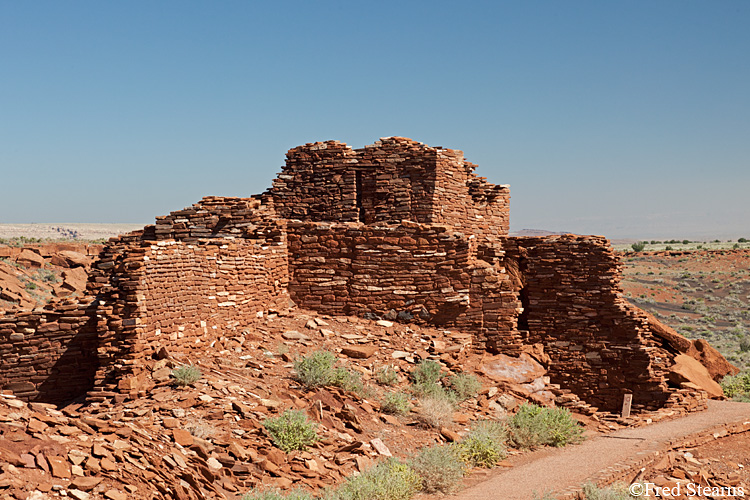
left=2, top=1, right=749, bottom=239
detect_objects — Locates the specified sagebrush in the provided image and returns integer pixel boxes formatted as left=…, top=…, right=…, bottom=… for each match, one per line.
left=294, top=351, right=337, bottom=388
left=416, top=395, right=454, bottom=429
left=240, top=489, right=314, bottom=500
left=263, top=409, right=318, bottom=452
left=327, top=459, right=421, bottom=500
left=410, top=359, right=442, bottom=386
left=507, top=403, right=583, bottom=449
left=720, top=371, right=750, bottom=401
left=171, top=364, right=202, bottom=386
left=582, top=482, right=640, bottom=500
left=380, top=392, right=411, bottom=415
left=410, top=444, right=465, bottom=494
left=446, top=373, right=482, bottom=401
left=293, top=351, right=367, bottom=395
left=375, top=366, right=399, bottom=386
left=459, top=420, right=507, bottom=467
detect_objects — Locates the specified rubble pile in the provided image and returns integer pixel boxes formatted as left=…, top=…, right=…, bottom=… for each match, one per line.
left=0, top=244, right=100, bottom=310
left=633, top=444, right=749, bottom=500
left=0, top=310, right=581, bottom=500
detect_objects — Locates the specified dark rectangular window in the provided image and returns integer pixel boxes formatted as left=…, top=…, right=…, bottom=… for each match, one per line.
left=355, top=170, right=365, bottom=223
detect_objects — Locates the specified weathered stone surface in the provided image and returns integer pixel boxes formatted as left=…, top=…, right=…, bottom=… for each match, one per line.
left=647, top=312, right=739, bottom=381
left=15, top=249, right=45, bottom=269
left=172, top=428, right=194, bottom=447
left=46, top=455, right=71, bottom=478
left=370, top=438, right=391, bottom=457
left=68, top=490, right=91, bottom=500
left=668, top=354, right=724, bottom=399
left=687, top=339, right=739, bottom=382
left=341, top=345, right=378, bottom=359
left=480, top=353, right=546, bottom=385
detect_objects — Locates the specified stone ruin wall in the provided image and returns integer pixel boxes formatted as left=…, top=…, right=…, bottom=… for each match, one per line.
left=270, top=137, right=510, bottom=242
left=89, top=196, right=289, bottom=401
left=0, top=197, right=289, bottom=403
left=0, top=138, right=716, bottom=414
left=0, top=299, right=98, bottom=402
left=286, top=220, right=521, bottom=353
left=502, top=235, right=681, bottom=412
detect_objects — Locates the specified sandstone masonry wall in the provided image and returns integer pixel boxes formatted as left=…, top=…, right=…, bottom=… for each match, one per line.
left=287, top=220, right=521, bottom=352
left=502, top=235, right=676, bottom=412
left=0, top=299, right=98, bottom=402
left=271, top=137, right=510, bottom=240
left=88, top=197, right=289, bottom=400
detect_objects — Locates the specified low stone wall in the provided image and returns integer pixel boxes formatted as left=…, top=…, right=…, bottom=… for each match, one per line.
left=502, top=235, right=675, bottom=412
left=0, top=298, right=98, bottom=402
left=90, top=238, right=289, bottom=400
left=86, top=197, right=290, bottom=400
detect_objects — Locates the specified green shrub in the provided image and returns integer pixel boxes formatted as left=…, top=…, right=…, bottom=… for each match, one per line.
left=327, top=459, right=421, bottom=500
left=739, top=337, right=750, bottom=353
left=739, top=237, right=748, bottom=243
left=411, top=381, right=455, bottom=401
left=240, top=488, right=314, bottom=500
left=410, top=360, right=442, bottom=386
left=409, top=444, right=465, bottom=494
left=380, top=392, right=411, bottom=415
left=506, top=403, right=583, bottom=449
left=375, top=366, right=399, bottom=386
left=416, top=394, right=455, bottom=429
left=446, top=373, right=482, bottom=401
left=631, top=241, right=646, bottom=252
left=331, top=366, right=364, bottom=393
left=459, top=420, right=507, bottom=468
left=263, top=409, right=318, bottom=452
left=720, top=371, right=750, bottom=400
left=409, top=360, right=454, bottom=402
left=293, top=351, right=367, bottom=395
left=294, top=351, right=337, bottom=388
left=171, top=364, right=202, bottom=386
left=582, top=482, right=640, bottom=500
left=35, top=269, right=59, bottom=284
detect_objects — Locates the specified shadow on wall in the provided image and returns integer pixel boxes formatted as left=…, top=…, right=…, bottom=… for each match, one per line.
left=0, top=304, right=99, bottom=405
left=34, top=315, right=99, bottom=404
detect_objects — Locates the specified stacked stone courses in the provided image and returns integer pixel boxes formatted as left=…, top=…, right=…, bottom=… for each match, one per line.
left=287, top=220, right=520, bottom=352
left=271, top=137, right=510, bottom=240
left=0, top=137, right=713, bottom=414
left=0, top=299, right=98, bottom=402
left=502, top=235, right=675, bottom=412
left=86, top=197, right=289, bottom=400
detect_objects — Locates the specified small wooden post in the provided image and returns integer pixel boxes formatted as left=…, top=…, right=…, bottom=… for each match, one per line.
left=621, top=393, right=633, bottom=418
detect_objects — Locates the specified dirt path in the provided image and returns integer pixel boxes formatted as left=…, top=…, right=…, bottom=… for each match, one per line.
left=449, top=400, right=750, bottom=500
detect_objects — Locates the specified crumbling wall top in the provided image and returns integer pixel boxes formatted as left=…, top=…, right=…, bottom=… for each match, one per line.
left=270, top=137, right=510, bottom=239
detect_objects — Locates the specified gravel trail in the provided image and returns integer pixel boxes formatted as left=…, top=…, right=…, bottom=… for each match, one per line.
left=449, top=400, right=750, bottom=500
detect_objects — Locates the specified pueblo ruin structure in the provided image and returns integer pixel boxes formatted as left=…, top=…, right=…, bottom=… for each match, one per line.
left=0, top=137, right=735, bottom=413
